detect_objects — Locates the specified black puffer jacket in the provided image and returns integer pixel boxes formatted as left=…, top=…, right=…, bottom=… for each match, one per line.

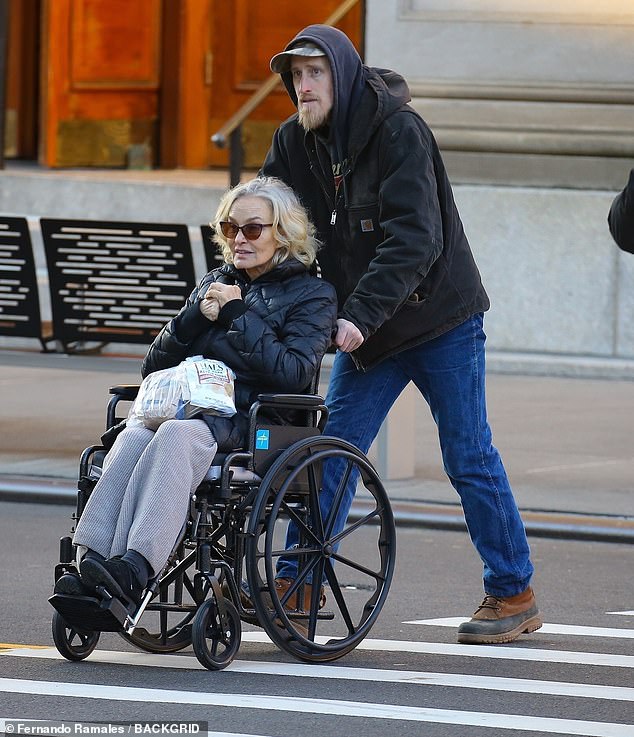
left=261, top=25, right=490, bottom=370
left=141, top=259, right=337, bottom=451
left=608, top=168, right=634, bottom=254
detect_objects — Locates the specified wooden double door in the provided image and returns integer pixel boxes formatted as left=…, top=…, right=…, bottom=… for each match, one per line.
left=5, top=0, right=362, bottom=168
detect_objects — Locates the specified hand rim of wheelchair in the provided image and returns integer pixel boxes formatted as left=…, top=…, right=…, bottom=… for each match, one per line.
left=245, top=435, right=396, bottom=663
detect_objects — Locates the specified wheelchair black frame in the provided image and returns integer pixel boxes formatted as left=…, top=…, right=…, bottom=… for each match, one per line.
left=50, top=381, right=396, bottom=668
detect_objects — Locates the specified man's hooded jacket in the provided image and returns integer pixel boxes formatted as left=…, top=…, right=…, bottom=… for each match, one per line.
left=262, top=24, right=490, bottom=370
left=608, top=168, right=634, bottom=254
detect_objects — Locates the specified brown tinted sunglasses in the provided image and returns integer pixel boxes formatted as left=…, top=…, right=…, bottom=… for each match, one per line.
left=219, top=222, right=273, bottom=240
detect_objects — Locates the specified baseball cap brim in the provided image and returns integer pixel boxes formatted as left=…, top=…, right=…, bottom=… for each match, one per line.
left=270, top=43, right=326, bottom=74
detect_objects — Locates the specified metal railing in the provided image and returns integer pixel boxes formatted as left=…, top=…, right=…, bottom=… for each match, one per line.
left=211, top=0, right=361, bottom=186
left=0, top=0, right=10, bottom=170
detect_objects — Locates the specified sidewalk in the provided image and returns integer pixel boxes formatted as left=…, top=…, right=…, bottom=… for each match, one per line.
left=1, top=348, right=633, bottom=543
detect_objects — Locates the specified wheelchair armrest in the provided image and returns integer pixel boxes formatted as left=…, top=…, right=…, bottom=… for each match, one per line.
left=256, top=393, right=324, bottom=408
left=249, top=393, right=329, bottom=437
left=109, top=384, right=140, bottom=400
left=106, top=384, right=140, bottom=429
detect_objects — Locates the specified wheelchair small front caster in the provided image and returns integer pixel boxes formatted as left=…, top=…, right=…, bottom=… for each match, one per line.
left=192, top=597, right=241, bottom=670
left=52, top=610, right=100, bottom=661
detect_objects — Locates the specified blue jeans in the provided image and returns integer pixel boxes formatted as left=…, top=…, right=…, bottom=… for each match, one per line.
left=277, top=313, right=534, bottom=598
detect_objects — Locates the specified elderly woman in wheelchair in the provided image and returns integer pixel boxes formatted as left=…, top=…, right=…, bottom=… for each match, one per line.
left=50, top=176, right=396, bottom=669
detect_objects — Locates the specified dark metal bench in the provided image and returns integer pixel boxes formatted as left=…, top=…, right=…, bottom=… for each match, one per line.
left=40, top=218, right=196, bottom=352
left=0, top=215, right=50, bottom=350
left=200, top=224, right=223, bottom=272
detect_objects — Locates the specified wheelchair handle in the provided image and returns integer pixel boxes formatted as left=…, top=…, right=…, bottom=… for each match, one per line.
left=109, top=384, right=141, bottom=400
left=107, top=384, right=140, bottom=429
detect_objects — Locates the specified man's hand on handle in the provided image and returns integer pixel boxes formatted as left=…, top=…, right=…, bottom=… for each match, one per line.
left=334, top=318, right=364, bottom=352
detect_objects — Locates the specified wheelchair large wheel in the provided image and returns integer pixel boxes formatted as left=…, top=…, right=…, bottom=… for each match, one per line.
left=246, top=436, right=395, bottom=663
left=192, top=597, right=241, bottom=670
left=120, top=549, right=203, bottom=653
left=52, top=610, right=100, bottom=661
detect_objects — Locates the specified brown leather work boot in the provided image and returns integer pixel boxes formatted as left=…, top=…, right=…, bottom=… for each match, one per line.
left=273, top=578, right=327, bottom=640
left=457, top=586, right=542, bottom=644
left=274, top=577, right=326, bottom=612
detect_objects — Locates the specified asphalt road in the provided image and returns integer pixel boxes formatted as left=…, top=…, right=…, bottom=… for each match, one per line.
left=2, top=499, right=634, bottom=737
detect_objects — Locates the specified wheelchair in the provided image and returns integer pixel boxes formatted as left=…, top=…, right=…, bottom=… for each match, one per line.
left=48, top=379, right=396, bottom=669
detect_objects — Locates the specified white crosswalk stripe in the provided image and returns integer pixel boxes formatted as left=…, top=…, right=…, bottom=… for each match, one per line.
left=242, top=631, right=634, bottom=667
left=2, top=646, right=634, bottom=701
left=1, top=677, right=633, bottom=736
left=2, top=624, right=633, bottom=736
left=405, top=617, right=634, bottom=639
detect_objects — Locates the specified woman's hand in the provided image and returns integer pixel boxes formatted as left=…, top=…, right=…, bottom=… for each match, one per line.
left=204, top=282, right=242, bottom=307
left=199, top=296, right=220, bottom=321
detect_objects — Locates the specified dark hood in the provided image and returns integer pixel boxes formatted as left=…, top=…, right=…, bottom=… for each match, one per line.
left=277, top=24, right=365, bottom=162
left=275, top=25, right=411, bottom=161
left=350, top=66, right=411, bottom=154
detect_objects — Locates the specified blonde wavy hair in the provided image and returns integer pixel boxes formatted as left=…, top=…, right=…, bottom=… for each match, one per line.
left=211, top=176, right=320, bottom=270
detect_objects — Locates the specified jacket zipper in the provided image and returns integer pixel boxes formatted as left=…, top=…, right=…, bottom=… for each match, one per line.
left=307, top=141, right=339, bottom=227
left=328, top=174, right=347, bottom=227
left=309, top=159, right=335, bottom=214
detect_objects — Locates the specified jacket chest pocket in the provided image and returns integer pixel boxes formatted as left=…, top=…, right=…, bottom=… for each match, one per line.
left=345, top=203, right=383, bottom=258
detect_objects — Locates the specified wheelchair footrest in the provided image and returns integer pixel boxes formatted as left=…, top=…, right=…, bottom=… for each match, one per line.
left=48, top=592, right=131, bottom=632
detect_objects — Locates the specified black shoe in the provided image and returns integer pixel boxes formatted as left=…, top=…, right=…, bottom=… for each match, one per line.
left=80, top=556, right=144, bottom=606
left=54, top=572, right=93, bottom=596
left=82, top=549, right=106, bottom=564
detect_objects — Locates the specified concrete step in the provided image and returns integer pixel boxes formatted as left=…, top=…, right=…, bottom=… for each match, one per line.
left=0, top=163, right=252, bottom=225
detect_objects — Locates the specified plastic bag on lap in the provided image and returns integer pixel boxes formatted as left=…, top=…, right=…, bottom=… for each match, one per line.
left=128, top=356, right=236, bottom=430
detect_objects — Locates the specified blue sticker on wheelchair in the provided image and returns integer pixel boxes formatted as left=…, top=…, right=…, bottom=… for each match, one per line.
left=255, top=429, right=270, bottom=450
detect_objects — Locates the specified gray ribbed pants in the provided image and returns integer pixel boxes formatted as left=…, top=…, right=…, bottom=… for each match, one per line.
left=73, top=419, right=217, bottom=575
